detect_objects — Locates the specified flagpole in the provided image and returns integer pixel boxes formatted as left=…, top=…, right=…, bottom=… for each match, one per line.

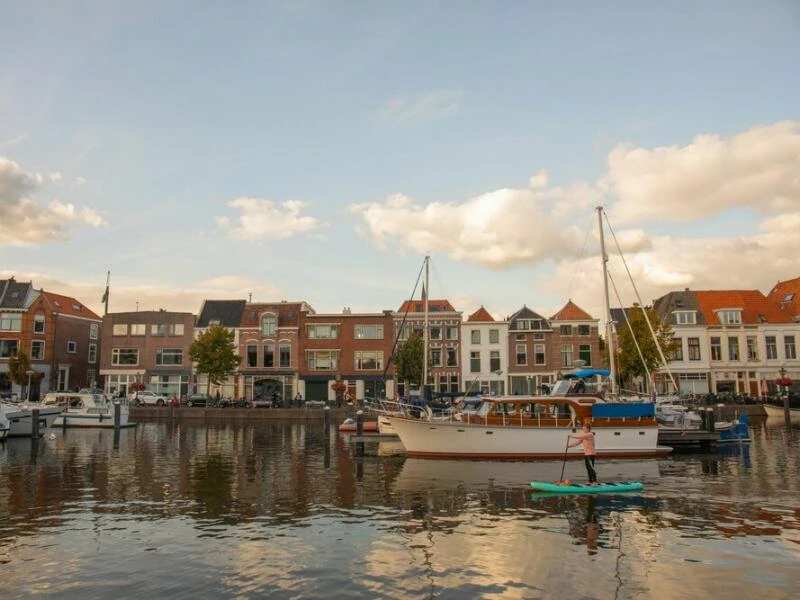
left=102, top=270, right=110, bottom=316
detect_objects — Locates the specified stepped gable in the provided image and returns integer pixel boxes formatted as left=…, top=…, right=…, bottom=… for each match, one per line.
left=466, top=306, right=495, bottom=322
left=196, top=299, right=246, bottom=327
left=550, top=299, right=592, bottom=321
left=767, top=277, right=800, bottom=320
left=694, top=290, right=792, bottom=325
left=0, top=278, right=34, bottom=309
left=397, top=299, right=456, bottom=313
left=41, top=291, right=101, bottom=320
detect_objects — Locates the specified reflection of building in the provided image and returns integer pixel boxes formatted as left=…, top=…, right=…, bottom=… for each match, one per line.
left=1, top=278, right=101, bottom=399
left=100, top=310, right=195, bottom=397
left=299, top=308, right=396, bottom=403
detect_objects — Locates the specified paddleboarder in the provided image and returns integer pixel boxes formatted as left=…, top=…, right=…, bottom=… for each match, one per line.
left=568, top=422, right=597, bottom=484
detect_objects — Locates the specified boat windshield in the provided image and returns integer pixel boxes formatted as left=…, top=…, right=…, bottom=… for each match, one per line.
left=476, top=402, right=491, bottom=417
left=550, top=380, right=573, bottom=395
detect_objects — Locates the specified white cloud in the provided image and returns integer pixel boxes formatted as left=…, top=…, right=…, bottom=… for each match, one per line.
left=0, top=157, right=107, bottom=246
left=377, top=90, right=463, bottom=123
left=607, top=121, right=800, bottom=223
left=73, top=176, right=87, bottom=186
left=47, top=171, right=62, bottom=182
left=215, top=197, right=328, bottom=241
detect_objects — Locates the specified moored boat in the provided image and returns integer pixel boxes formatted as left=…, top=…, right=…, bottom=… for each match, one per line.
left=0, top=411, right=9, bottom=441
left=338, top=417, right=379, bottom=433
left=0, top=401, right=61, bottom=437
left=763, top=403, right=800, bottom=421
left=44, top=391, right=135, bottom=428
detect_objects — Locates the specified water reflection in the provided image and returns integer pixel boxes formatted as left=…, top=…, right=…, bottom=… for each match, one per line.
left=0, top=419, right=798, bottom=599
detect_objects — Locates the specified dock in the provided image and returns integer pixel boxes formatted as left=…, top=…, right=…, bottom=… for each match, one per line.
left=658, top=429, right=721, bottom=449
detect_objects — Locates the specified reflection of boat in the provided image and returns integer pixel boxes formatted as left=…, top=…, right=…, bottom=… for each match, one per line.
left=763, top=403, right=800, bottom=421
left=1, top=401, right=61, bottom=437
left=392, top=457, right=663, bottom=493
left=338, top=417, right=379, bottom=432
left=45, top=392, right=134, bottom=428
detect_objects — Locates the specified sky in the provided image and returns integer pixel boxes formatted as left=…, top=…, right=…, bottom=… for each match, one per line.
left=1, top=1, right=799, bottom=322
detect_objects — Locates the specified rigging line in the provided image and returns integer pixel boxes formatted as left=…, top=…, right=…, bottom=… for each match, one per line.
left=602, top=209, right=678, bottom=392
left=382, top=258, right=426, bottom=379
left=607, top=270, right=651, bottom=385
left=565, top=214, right=595, bottom=301
left=427, top=255, right=449, bottom=303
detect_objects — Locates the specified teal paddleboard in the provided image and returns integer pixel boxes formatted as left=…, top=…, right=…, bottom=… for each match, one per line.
left=530, top=481, right=643, bottom=494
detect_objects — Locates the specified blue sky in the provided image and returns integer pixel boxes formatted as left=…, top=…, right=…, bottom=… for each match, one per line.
left=1, top=1, right=799, bottom=320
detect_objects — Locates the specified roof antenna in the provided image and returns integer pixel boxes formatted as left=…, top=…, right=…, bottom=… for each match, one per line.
left=248, top=292, right=252, bottom=303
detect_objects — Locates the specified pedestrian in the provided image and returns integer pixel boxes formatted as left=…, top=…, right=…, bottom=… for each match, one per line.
left=568, top=422, right=597, bottom=485
left=294, top=392, right=303, bottom=407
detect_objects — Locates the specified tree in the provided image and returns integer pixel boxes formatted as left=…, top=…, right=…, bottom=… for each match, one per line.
left=7, top=351, right=44, bottom=399
left=611, top=304, right=676, bottom=389
left=393, top=332, right=424, bottom=390
left=189, top=325, right=241, bottom=394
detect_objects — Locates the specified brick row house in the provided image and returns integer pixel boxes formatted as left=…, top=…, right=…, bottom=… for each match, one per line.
left=1, top=278, right=101, bottom=400
left=100, top=310, right=196, bottom=398
left=506, top=300, right=602, bottom=395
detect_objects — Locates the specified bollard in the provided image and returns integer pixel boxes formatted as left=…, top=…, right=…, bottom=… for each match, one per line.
left=784, top=393, right=792, bottom=426
left=32, top=408, right=40, bottom=438
left=324, top=405, right=331, bottom=435
left=355, top=410, right=365, bottom=457
left=114, top=401, right=121, bottom=430
left=706, top=407, right=715, bottom=432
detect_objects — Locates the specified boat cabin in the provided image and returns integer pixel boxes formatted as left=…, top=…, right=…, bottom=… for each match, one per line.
left=42, top=392, right=107, bottom=412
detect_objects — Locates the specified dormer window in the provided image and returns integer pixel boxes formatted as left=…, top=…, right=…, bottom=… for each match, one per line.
left=261, top=314, right=277, bottom=336
left=717, top=309, right=742, bottom=325
left=675, top=311, right=696, bottom=325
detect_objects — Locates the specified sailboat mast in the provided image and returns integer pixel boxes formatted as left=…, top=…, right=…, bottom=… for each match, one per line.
left=423, top=254, right=429, bottom=401
left=597, top=206, right=618, bottom=397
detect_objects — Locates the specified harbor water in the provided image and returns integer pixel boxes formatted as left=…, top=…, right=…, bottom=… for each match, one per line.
left=1, top=418, right=798, bottom=599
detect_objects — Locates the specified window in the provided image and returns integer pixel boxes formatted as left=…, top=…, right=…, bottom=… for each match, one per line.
left=112, top=324, right=128, bottom=336
left=156, top=348, right=183, bottom=366
left=171, top=324, right=184, bottom=336
left=532, top=343, right=545, bottom=365
left=561, top=344, right=573, bottom=368
left=765, top=336, right=777, bottom=360
left=728, top=337, right=740, bottom=361
left=87, top=369, right=96, bottom=388
left=0, top=339, right=18, bottom=357
left=425, top=348, right=438, bottom=367
left=578, top=324, right=590, bottom=336
left=560, top=325, right=573, bottom=336
left=429, top=326, right=442, bottom=340
left=490, top=350, right=500, bottom=372
left=710, top=337, right=722, bottom=361
left=261, top=315, right=277, bottom=336
left=471, top=330, right=481, bottom=344
left=670, top=339, right=683, bottom=361
left=89, top=323, right=98, bottom=340
left=152, top=324, right=166, bottom=335
left=446, top=347, right=458, bottom=367
left=0, top=313, right=22, bottom=331
left=355, top=324, right=383, bottom=339
left=88, top=343, right=97, bottom=364
left=67, top=340, right=77, bottom=354
left=111, top=348, right=138, bottom=365
left=687, top=337, right=701, bottom=361
left=130, top=324, right=146, bottom=336
left=34, top=313, right=45, bottom=334
left=470, top=351, right=481, bottom=373
left=516, top=343, right=527, bottom=366
left=263, top=344, right=274, bottom=367
left=675, top=311, right=697, bottom=325
left=279, top=344, right=291, bottom=368
left=746, top=336, right=758, bottom=361
left=489, top=329, right=500, bottom=344
left=31, top=340, right=45, bottom=360
left=785, top=336, right=797, bottom=360
left=718, top=310, right=742, bottom=325
left=307, top=324, right=338, bottom=339
left=579, top=344, right=592, bottom=365
left=446, top=325, right=458, bottom=340
left=307, top=350, right=338, bottom=370
left=246, top=345, right=257, bottom=368
left=355, top=351, right=383, bottom=370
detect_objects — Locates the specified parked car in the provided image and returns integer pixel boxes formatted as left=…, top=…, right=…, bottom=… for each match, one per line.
left=132, top=390, right=168, bottom=406
left=186, top=393, right=210, bottom=407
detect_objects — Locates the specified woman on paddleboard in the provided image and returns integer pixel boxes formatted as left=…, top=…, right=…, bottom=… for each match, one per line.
left=568, top=422, right=597, bottom=485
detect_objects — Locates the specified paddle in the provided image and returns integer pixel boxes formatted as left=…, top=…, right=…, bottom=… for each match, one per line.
left=556, top=436, right=571, bottom=485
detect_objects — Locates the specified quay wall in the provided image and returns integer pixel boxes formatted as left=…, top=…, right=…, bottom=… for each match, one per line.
left=131, top=406, right=355, bottom=421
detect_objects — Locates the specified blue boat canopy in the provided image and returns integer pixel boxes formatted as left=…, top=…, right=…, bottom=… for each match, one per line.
left=562, top=368, right=610, bottom=379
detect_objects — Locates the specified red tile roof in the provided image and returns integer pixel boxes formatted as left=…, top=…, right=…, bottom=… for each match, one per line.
left=466, top=306, right=495, bottom=322
left=397, top=299, right=456, bottom=313
left=551, top=300, right=593, bottom=321
left=42, top=291, right=101, bottom=320
left=767, top=277, right=800, bottom=319
left=694, top=290, right=792, bottom=325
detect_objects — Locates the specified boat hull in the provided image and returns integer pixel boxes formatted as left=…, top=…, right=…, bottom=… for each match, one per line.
left=386, top=416, right=671, bottom=459
left=53, top=408, right=133, bottom=428
left=530, top=481, right=643, bottom=494
left=763, top=403, right=800, bottom=421
left=2, top=405, right=62, bottom=437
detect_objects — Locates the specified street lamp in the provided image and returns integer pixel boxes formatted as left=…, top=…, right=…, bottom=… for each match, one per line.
left=25, top=369, right=34, bottom=402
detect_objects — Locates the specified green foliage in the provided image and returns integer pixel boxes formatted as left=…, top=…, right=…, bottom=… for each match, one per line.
left=189, top=325, right=241, bottom=393
left=612, top=305, right=676, bottom=387
left=7, top=351, right=43, bottom=385
left=394, top=332, right=424, bottom=388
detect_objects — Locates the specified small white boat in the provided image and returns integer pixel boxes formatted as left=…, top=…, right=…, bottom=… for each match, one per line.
left=44, top=392, right=135, bottom=428
left=763, top=403, right=800, bottom=421
left=0, top=411, right=9, bottom=441
left=0, top=401, right=62, bottom=437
